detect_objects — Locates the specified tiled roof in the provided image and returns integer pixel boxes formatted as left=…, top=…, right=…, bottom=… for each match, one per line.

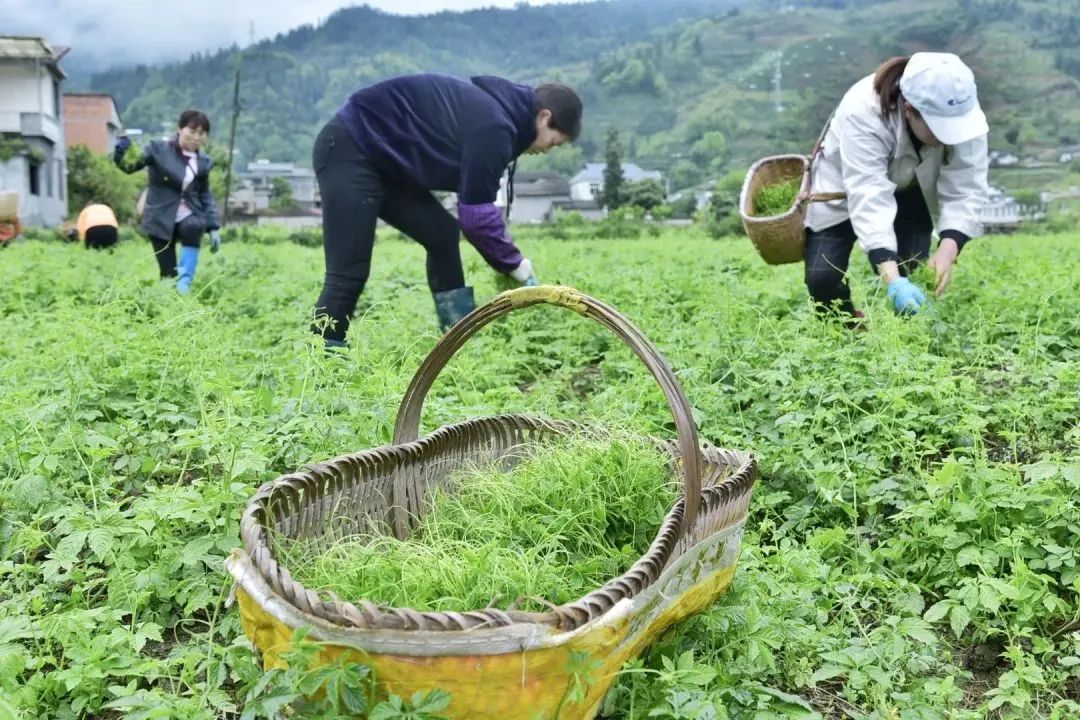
left=0, top=37, right=68, bottom=77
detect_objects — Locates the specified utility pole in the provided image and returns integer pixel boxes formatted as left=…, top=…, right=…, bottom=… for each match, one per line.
left=223, top=61, right=242, bottom=224
left=772, top=50, right=784, bottom=114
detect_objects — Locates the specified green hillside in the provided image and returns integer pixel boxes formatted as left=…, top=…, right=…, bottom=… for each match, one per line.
left=88, top=0, right=1080, bottom=191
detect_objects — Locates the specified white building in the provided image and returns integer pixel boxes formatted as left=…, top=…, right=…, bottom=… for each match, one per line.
left=569, top=162, right=664, bottom=203
left=494, top=171, right=572, bottom=223
left=978, top=185, right=1046, bottom=231
left=989, top=150, right=1020, bottom=167
left=0, top=36, right=69, bottom=227
left=230, top=159, right=319, bottom=214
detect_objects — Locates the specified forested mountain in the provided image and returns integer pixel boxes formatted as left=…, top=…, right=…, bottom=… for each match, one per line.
left=88, top=0, right=1080, bottom=191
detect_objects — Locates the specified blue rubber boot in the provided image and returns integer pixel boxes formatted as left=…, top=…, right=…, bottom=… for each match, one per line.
left=176, top=245, right=200, bottom=294
left=433, top=286, right=476, bottom=332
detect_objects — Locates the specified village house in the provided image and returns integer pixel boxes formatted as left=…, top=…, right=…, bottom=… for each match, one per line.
left=546, top=198, right=606, bottom=221
left=229, top=159, right=320, bottom=215
left=63, top=93, right=123, bottom=154
left=570, top=162, right=664, bottom=203
left=495, top=171, right=572, bottom=223
left=0, top=36, right=69, bottom=227
left=485, top=163, right=667, bottom=223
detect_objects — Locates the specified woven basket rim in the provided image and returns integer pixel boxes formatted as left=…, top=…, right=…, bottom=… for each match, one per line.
left=239, top=413, right=757, bottom=633
left=738, top=153, right=811, bottom=224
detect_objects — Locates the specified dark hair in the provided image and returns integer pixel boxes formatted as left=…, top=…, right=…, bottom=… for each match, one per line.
left=873, top=56, right=910, bottom=119
left=535, top=84, right=582, bottom=141
left=177, top=109, right=211, bottom=133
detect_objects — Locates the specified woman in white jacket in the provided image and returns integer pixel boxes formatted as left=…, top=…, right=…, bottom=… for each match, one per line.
left=804, top=52, right=989, bottom=318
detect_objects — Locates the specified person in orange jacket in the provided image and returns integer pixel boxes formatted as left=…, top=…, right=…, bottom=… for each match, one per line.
left=76, top=203, right=120, bottom=250
left=0, top=190, right=19, bottom=247
left=0, top=217, right=19, bottom=247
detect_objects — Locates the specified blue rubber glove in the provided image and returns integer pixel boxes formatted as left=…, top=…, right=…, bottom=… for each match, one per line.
left=524, top=276, right=539, bottom=287
left=209, top=229, right=221, bottom=253
left=887, top=277, right=927, bottom=315
left=115, top=136, right=131, bottom=154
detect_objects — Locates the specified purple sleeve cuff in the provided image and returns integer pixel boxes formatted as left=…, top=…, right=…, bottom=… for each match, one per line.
left=457, top=202, right=524, bottom=274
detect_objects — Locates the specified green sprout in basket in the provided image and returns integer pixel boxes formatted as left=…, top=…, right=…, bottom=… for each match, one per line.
left=278, top=431, right=678, bottom=613
left=753, top=178, right=801, bottom=217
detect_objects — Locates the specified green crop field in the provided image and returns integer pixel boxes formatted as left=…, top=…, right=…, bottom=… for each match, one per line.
left=1, top=227, right=1077, bottom=719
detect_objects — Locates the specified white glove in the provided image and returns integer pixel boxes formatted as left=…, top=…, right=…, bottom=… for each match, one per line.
left=509, top=258, right=537, bottom=285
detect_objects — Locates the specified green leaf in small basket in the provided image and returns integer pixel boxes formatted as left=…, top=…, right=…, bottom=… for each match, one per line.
left=753, top=178, right=800, bottom=217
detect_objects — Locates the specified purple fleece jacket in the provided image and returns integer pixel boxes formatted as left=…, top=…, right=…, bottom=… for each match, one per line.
left=337, top=73, right=534, bottom=273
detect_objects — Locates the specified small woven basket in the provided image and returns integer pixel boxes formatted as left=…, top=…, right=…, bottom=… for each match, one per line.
left=739, top=117, right=846, bottom=265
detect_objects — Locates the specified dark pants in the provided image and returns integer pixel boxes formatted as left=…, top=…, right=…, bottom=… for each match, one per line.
left=311, top=115, right=465, bottom=342
left=149, top=215, right=203, bottom=278
left=804, top=186, right=933, bottom=316
left=85, top=225, right=118, bottom=250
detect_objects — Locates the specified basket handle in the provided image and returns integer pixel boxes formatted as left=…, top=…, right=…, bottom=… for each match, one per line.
left=392, top=285, right=703, bottom=538
left=801, top=191, right=847, bottom=204
left=800, top=112, right=847, bottom=205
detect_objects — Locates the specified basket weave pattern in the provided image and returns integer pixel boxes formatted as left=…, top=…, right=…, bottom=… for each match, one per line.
left=739, top=154, right=814, bottom=265
left=238, top=287, right=757, bottom=634
left=739, top=115, right=847, bottom=265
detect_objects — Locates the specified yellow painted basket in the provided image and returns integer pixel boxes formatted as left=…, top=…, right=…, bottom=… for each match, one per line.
left=226, top=286, right=757, bottom=719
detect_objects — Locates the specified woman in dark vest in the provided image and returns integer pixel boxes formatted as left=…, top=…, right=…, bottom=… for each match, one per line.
left=312, top=74, right=582, bottom=345
left=114, top=110, right=222, bottom=293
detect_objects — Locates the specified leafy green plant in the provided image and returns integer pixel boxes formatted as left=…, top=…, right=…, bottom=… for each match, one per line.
left=66, top=144, right=146, bottom=223
left=0, top=225, right=1076, bottom=719
left=368, top=690, right=451, bottom=720
left=751, top=178, right=799, bottom=217
left=233, top=628, right=374, bottom=719
left=281, top=433, right=676, bottom=612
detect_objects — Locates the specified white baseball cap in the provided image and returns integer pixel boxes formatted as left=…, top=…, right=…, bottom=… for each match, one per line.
left=899, top=52, right=988, bottom=145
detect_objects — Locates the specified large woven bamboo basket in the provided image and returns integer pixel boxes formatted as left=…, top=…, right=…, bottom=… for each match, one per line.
left=226, top=286, right=757, bottom=719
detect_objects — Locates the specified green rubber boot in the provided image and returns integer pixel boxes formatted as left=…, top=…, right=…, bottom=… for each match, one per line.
left=433, top=286, right=476, bottom=332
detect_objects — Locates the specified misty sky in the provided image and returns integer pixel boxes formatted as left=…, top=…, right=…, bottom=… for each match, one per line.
left=3, top=0, right=579, bottom=72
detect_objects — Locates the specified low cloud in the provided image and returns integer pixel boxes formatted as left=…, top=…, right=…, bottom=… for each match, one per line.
left=3, top=0, right=575, bottom=72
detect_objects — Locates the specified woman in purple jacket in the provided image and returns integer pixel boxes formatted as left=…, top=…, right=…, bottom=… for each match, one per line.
left=312, top=74, right=581, bottom=345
